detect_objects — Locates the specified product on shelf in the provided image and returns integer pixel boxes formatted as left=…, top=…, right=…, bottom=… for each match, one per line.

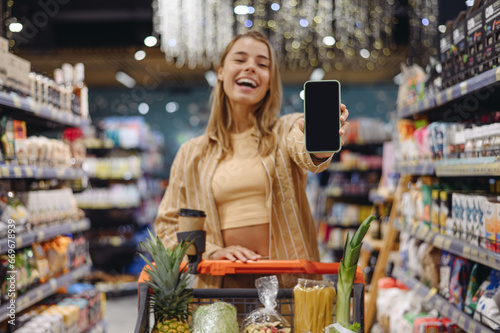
left=18, top=188, right=80, bottom=228
left=483, top=0, right=500, bottom=72
left=466, top=0, right=485, bottom=78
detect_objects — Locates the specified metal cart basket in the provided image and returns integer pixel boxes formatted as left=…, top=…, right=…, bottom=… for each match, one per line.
left=134, top=259, right=365, bottom=333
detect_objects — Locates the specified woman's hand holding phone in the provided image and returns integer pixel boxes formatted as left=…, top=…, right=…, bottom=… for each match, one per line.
left=298, top=103, right=349, bottom=160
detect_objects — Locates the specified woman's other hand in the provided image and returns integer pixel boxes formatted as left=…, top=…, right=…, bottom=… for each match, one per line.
left=297, top=103, right=350, bottom=160
left=209, top=245, right=262, bottom=262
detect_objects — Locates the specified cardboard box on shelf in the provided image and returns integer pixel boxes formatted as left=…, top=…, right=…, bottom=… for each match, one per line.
left=466, top=0, right=485, bottom=77
left=451, top=11, right=468, bottom=86
left=439, top=20, right=454, bottom=88
left=483, top=0, right=500, bottom=71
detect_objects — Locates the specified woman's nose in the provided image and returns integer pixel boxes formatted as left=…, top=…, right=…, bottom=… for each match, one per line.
left=244, top=61, right=256, bottom=72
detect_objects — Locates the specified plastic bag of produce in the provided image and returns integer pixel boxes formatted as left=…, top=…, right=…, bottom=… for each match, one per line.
left=192, top=301, right=239, bottom=333
left=241, top=275, right=291, bottom=333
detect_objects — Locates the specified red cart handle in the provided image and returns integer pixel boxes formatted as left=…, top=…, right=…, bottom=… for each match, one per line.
left=139, top=259, right=364, bottom=284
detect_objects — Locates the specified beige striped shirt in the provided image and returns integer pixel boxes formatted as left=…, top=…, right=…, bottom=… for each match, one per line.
left=155, top=113, right=333, bottom=288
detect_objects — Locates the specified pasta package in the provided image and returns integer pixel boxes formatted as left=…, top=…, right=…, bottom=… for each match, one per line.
left=242, top=275, right=291, bottom=333
left=293, top=279, right=336, bottom=333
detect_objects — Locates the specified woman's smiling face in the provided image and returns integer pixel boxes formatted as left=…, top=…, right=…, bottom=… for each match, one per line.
left=217, top=36, right=271, bottom=110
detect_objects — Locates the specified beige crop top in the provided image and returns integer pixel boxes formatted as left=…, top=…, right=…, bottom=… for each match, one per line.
left=212, top=128, right=269, bottom=230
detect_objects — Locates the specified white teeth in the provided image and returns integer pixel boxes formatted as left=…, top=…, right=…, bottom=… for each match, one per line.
left=236, top=78, right=257, bottom=87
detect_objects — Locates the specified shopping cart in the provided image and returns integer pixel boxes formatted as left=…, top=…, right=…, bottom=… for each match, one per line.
left=134, top=259, right=365, bottom=333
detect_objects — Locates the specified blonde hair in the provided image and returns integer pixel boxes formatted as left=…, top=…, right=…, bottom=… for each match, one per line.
left=205, top=31, right=282, bottom=157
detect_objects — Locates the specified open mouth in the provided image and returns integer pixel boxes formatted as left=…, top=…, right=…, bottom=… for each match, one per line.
left=236, top=78, right=258, bottom=88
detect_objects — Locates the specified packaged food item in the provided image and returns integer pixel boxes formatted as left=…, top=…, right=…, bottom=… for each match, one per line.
left=465, top=263, right=490, bottom=315
left=474, top=269, right=500, bottom=329
left=192, top=301, right=238, bottom=333
left=0, top=116, right=15, bottom=162
left=449, top=257, right=471, bottom=311
left=242, top=275, right=291, bottom=333
left=293, top=278, right=335, bottom=333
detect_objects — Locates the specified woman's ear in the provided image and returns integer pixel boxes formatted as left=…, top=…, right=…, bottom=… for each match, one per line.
left=217, top=66, right=224, bottom=81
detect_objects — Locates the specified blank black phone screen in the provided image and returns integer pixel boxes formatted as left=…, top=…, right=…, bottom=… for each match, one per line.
left=304, top=80, right=341, bottom=153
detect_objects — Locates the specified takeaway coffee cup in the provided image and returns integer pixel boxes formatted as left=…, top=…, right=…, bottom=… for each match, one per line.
left=178, top=208, right=206, bottom=256
left=178, top=208, right=206, bottom=232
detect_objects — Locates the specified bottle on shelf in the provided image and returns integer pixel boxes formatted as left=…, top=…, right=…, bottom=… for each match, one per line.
left=73, top=63, right=88, bottom=119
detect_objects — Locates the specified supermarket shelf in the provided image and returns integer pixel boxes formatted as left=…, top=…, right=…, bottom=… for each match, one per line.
left=0, top=165, right=85, bottom=180
left=87, top=320, right=107, bottom=333
left=0, top=91, right=90, bottom=127
left=434, top=157, right=500, bottom=177
left=0, top=218, right=90, bottom=254
left=394, top=219, right=500, bottom=272
left=0, top=264, right=92, bottom=322
left=393, top=267, right=494, bottom=333
left=395, top=160, right=434, bottom=175
left=398, top=66, right=500, bottom=119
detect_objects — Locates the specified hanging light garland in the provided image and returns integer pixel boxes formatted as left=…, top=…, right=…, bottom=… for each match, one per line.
left=152, top=0, right=404, bottom=72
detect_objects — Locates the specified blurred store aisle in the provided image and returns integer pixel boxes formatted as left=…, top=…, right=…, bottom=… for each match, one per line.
left=105, top=294, right=138, bottom=333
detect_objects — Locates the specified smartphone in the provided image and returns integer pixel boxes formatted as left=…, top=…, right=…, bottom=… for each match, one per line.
left=304, top=80, right=342, bottom=153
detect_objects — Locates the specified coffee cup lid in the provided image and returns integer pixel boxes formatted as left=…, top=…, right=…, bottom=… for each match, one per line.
left=179, top=208, right=206, bottom=217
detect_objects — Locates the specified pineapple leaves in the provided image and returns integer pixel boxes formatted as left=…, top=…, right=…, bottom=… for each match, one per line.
left=139, top=229, right=194, bottom=323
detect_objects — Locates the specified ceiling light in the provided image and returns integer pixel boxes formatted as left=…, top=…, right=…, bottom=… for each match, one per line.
left=299, top=90, right=305, bottom=100
left=309, top=68, right=325, bottom=81
left=323, top=36, right=336, bottom=46
left=144, top=36, right=158, bottom=47
left=115, top=71, right=136, bottom=88
left=9, top=22, right=23, bottom=32
left=360, top=49, right=370, bottom=59
left=234, top=5, right=249, bottom=15
left=134, top=50, right=146, bottom=61
left=438, top=25, right=446, bottom=33
left=271, top=3, right=280, bottom=11
left=138, top=103, right=149, bottom=115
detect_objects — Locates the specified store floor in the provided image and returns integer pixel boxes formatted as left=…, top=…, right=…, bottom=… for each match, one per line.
left=105, top=294, right=139, bottom=332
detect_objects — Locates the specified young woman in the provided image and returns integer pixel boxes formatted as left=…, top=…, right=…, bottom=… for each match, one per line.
left=155, top=31, right=350, bottom=288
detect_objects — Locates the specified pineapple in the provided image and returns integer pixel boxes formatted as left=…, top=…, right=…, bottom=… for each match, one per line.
left=139, top=230, right=193, bottom=333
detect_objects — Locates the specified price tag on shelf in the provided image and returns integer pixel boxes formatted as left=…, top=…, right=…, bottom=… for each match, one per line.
left=451, top=310, right=459, bottom=323
left=433, top=235, right=444, bottom=248
left=458, top=315, right=466, bottom=328
left=443, top=239, right=452, bottom=251
left=16, top=236, right=23, bottom=247
left=442, top=303, right=450, bottom=316
left=24, top=167, right=33, bottom=178
left=36, top=289, right=44, bottom=301
left=459, top=82, right=468, bottom=95
left=0, top=166, right=9, bottom=178
left=470, top=248, right=478, bottom=261
left=468, top=321, right=476, bottom=333
left=11, top=94, right=21, bottom=108
left=479, top=251, right=487, bottom=265
left=37, top=230, right=45, bottom=241
left=424, top=288, right=438, bottom=302
left=425, top=231, right=433, bottom=243
left=49, top=278, right=58, bottom=291
left=13, top=166, right=22, bottom=178
left=496, top=67, right=500, bottom=82
left=463, top=246, right=471, bottom=258
left=446, top=88, right=453, bottom=102
left=436, top=93, right=443, bottom=105
left=488, top=254, right=497, bottom=268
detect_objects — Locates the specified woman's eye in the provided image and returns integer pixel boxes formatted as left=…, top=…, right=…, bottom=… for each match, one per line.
left=259, top=63, right=269, bottom=68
